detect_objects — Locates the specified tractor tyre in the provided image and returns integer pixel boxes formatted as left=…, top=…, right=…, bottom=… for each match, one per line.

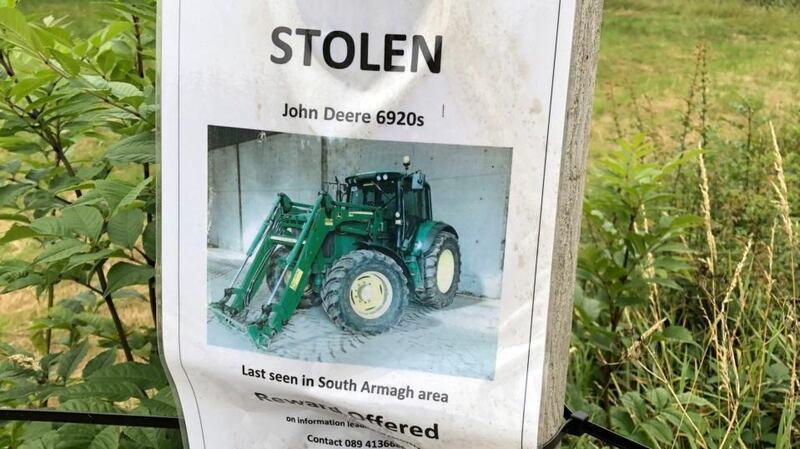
left=321, top=249, right=409, bottom=334
left=416, top=231, right=461, bottom=308
left=265, top=247, right=319, bottom=309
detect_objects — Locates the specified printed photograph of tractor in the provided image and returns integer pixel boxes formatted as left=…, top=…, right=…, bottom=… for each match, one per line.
left=210, top=156, right=461, bottom=348
left=206, top=126, right=511, bottom=379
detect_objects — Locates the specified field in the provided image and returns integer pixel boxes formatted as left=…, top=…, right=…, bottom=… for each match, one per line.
left=592, top=0, right=800, bottom=150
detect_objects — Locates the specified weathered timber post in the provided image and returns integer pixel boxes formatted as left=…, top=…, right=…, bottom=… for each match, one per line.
left=538, top=0, right=604, bottom=446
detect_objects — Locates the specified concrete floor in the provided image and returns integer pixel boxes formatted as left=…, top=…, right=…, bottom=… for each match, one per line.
left=207, top=249, right=500, bottom=379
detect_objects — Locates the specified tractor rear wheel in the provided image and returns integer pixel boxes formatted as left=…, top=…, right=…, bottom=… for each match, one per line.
left=321, top=249, right=409, bottom=334
left=417, top=231, right=461, bottom=308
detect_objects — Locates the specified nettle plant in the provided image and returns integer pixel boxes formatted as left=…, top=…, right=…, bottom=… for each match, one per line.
left=0, top=2, right=181, bottom=448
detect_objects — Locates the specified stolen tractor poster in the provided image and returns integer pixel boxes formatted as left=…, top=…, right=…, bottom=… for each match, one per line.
left=160, top=1, right=578, bottom=448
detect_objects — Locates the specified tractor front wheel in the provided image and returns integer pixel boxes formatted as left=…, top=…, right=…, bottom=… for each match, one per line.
left=321, top=250, right=409, bottom=334
left=417, top=232, right=461, bottom=308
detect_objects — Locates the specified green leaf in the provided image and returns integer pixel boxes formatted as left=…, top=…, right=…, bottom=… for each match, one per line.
left=75, top=312, right=116, bottom=336
left=0, top=7, right=34, bottom=47
left=104, top=262, right=153, bottom=294
left=81, top=350, right=118, bottom=378
left=651, top=277, right=682, bottom=290
left=641, top=420, right=673, bottom=445
left=88, top=426, right=119, bottom=449
left=51, top=49, right=81, bottom=76
left=35, top=239, right=91, bottom=264
left=115, top=176, right=152, bottom=214
left=676, top=392, right=714, bottom=409
left=2, top=273, right=44, bottom=293
left=620, top=391, right=648, bottom=421
left=645, top=387, right=671, bottom=410
left=95, top=176, right=154, bottom=215
left=55, top=424, right=101, bottom=449
left=108, top=81, right=143, bottom=99
left=94, top=20, right=132, bottom=45
left=0, top=213, right=31, bottom=223
left=766, top=362, right=790, bottom=383
left=30, top=216, right=69, bottom=237
left=105, top=132, right=156, bottom=164
left=0, top=137, right=39, bottom=154
left=0, top=182, right=33, bottom=206
left=58, top=399, right=118, bottom=414
left=9, top=72, right=54, bottom=100
left=138, top=387, right=178, bottom=416
left=0, top=359, right=36, bottom=380
left=57, top=339, right=90, bottom=381
left=82, top=75, right=143, bottom=99
left=94, top=179, right=134, bottom=211
left=658, top=326, right=695, bottom=345
left=88, top=362, right=168, bottom=390
left=0, top=224, right=39, bottom=245
left=107, top=208, right=144, bottom=248
left=18, top=430, right=59, bottom=449
left=71, top=189, right=105, bottom=208
left=610, top=406, right=636, bottom=434
left=63, top=206, right=104, bottom=241
left=64, top=249, right=116, bottom=271
left=0, top=159, right=21, bottom=174
left=60, top=380, right=142, bottom=402
left=55, top=182, right=97, bottom=196
left=122, top=427, right=159, bottom=449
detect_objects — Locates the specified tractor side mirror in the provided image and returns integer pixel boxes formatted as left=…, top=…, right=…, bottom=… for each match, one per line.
left=411, top=172, right=425, bottom=190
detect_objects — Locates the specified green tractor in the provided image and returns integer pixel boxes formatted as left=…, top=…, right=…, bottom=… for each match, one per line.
left=210, top=157, right=461, bottom=348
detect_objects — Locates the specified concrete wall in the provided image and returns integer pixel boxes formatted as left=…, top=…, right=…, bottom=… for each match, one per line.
left=208, top=132, right=511, bottom=299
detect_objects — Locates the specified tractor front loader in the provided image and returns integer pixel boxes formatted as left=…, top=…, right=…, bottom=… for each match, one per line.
left=211, top=158, right=462, bottom=349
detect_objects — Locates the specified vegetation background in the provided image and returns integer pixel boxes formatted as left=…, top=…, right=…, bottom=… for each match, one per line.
left=0, top=0, right=797, bottom=448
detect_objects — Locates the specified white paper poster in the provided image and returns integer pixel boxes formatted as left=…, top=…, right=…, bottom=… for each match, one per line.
left=160, top=1, right=577, bottom=447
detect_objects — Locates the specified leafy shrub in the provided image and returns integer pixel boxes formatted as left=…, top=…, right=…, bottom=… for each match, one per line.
left=0, top=1, right=181, bottom=447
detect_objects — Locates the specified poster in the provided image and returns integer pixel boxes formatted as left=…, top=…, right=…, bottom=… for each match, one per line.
left=160, top=1, right=578, bottom=447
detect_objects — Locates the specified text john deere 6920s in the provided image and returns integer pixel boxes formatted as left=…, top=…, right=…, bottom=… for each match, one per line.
left=210, top=157, right=461, bottom=348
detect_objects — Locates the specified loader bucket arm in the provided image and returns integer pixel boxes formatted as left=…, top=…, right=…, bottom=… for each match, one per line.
left=211, top=192, right=379, bottom=349
left=209, top=193, right=314, bottom=323
left=246, top=194, right=333, bottom=346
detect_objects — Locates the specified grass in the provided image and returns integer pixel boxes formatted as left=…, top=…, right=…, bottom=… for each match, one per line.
left=592, top=0, right=800, bottom=150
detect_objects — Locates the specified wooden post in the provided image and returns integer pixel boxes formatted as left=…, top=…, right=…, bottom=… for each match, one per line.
left=538, top=0, right=604, bottom=446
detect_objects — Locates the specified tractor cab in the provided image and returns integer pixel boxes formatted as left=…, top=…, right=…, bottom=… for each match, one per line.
left=342, top=170, right=432, bottom=249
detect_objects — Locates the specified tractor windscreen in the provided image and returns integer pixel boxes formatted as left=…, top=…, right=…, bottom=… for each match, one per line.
left=348, top=181, right=398, bottom=211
